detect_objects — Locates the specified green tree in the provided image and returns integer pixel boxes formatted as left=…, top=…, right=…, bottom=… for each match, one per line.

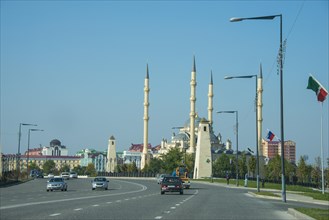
left=60, top=164, right=70, bottom=172
left=146, top=157, right=164, bottom=173
left=85, top=163, right=97, bottom=176
left=213, top=154, right=231, bottom=177
left=311, top=157, right=322, bottom=188
left=29, top=162, right=40, bottom=171
left=127, top=161, right=138, bottom=173
left=238, top=153, right=248, bottom=178
left=248, top=155, right=256, bottom=177
left=43, top=160, right=56, bottom=174
left=72, top=165, right=86, bottom=175
left=160, top=148, right=184, bottom=173
left=296, top=155, right=311, bottom=183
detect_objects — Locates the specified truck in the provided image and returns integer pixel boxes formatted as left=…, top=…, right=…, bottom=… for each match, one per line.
left=173, top=165, right=190, bottom=189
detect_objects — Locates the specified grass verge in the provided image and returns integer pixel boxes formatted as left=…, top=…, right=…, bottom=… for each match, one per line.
left=295, top=207, right=329, bottom=220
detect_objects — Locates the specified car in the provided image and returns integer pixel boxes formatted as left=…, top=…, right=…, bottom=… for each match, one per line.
left=92, top=177, right=109, bottom=190
left=46, top=173, right=54, bottom=178
left=36, top=172, right=44, bottom=178
left=69, top=172, right=78, bottom=178
left=157, top=174, right=169, bottom=184
left=61, top=172, right=70, bottom=180
left=47, top=177, right=68, bottom=192
left=160, top=176, right=184, bottom=195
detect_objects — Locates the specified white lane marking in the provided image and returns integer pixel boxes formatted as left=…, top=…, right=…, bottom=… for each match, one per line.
left=1, top=180, right=147, bottom=210
left=106, top=201, right=112, bottom=204
left=155, top=216, right=163, bottom=219
left=175, top=204, right=180, bottom=206
left=116, top=200, right=121, bottom=203
left=49, top=213, right=61, bottom=216
left=164, top=211, right=170, bottom=214
left=170, top=207, right=176, bottom=209
left=125, top=198, right=130, bottom=201
left=74, top=208, right=82, bottom=211
left=92, top=204, right=99, bottom=207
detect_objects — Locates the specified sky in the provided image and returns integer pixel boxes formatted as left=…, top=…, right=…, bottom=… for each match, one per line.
left=1, top=0, right=328, bottom=165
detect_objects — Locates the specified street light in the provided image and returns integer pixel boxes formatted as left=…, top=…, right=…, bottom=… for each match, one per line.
left=230, top=14, right=286, bottom=202
left=26, top=128, right=44, bottom=179
left=17, top=123, right=37, bottom=181
left=224, top=74, right=259, bottom=191
left=217, top=111, right=239, bottom=186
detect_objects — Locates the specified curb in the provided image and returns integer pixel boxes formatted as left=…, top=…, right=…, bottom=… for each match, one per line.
left=287, top=208, right=315, bottom=220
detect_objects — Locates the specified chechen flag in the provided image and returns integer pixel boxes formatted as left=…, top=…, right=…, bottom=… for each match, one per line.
left=307, top=75, right=328, bottom=102
left=266, top=131, right=275, bottom=141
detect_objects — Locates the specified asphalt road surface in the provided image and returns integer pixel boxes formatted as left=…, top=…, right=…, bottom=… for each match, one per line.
left=0, top=177, right=317, bottom=220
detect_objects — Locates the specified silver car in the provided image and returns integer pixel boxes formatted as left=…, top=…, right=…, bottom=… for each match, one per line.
left=157, top=174, right=169, bottom=184
left=47, top=177, right=68, bottom=191
left=92, top=177, right=109, bottom=190
left=69, top=172, right=78, bottom=178
left=61, top=172, right=70, bottom=180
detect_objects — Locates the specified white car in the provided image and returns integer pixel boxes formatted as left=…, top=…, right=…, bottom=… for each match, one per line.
left=61, top=172, right=70, bottom=180
left=46, top=173, right=54, bottom=178
left=69, top=172, right=78, bottom=178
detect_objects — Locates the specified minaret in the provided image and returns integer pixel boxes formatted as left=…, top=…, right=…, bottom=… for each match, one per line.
left=193, top=118, right=212, bottom=179
left=257, top=63, right=264, bottom=178
left=141, top=64, right=150, bottom=170
left=107, top=135, right=117, bottom=173
left=208, top=71, right=214, bottom=126
left=188, top=56, right=197, bottom=154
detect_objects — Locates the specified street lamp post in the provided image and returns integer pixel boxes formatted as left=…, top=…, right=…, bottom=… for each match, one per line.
left=27, top=129, right=44, bottom=179
left=230, top=14, right=285, bottom=202
left=217, top=111, right=239, bottom=186
left=224, top=75, right=259, bottom=191
left=17, top=123, right=37, bottom=181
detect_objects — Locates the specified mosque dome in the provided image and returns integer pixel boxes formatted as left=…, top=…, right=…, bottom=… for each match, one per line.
left=109, top=136, right=115, bottom=140
left=183, top=115, right=202, bottom=129
left=172, top=132, right=190, bottom=142
left=50, top=139, right=61, bottom=147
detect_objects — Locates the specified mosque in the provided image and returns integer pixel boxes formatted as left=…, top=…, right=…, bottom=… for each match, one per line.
left=141, top=57, right=242, bottom=178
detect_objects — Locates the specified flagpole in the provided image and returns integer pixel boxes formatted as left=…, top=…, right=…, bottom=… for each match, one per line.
left=320, top=102, right=324, bottom=194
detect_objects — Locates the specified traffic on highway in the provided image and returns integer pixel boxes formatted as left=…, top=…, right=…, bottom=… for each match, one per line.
left=0, top=177, right=314, bottom=220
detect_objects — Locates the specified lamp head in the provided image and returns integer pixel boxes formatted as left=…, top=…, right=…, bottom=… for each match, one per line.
left=230, top=17, right=243, bottom=22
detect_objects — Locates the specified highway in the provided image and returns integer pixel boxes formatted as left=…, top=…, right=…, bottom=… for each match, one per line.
left=0, top=177, right=311, bottom=219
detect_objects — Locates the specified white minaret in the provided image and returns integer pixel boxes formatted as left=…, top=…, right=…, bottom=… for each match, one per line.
left=208, top=71, right=214, bottom=126
left=188, top=56, right=197, bottom=154
left=107, top=135, right=117, bottom=173
left=141, top=64, right=150, bottom=170
left=193, top=118, right=212, bottom=179
left=258, top=63, right=264, bottom=178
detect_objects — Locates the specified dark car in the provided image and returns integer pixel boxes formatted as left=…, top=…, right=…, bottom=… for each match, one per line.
left=160, top=176, right=183, bottom=195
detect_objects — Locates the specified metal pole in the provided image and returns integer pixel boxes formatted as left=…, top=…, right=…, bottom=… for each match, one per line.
left=236, top=111, right=239, bottom=186
left=320, top=103, right=324, bottom=194
left=279, top=14, right=286, bottom=202
left=255, top=77, right=259, bottom=192
left=27, top=129, right=31, bottom=179
left=17, top=123, right=22, bottom=181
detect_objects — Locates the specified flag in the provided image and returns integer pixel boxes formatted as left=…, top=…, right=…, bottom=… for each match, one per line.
left=307, top=75, right=328, bottom=102
left=266, top=130, right=275, bottom=141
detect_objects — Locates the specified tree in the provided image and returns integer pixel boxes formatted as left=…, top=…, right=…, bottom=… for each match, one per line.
left=296, top=155, right=310, bottom=184
left=238, top=153, right=248, bottom=179
left=311, top=157, right=322, bottom=188
left=72, top=165, right=86, bottom=175
left=29, top=162, right=40, bottom=171
left=248, top=155, right=256, bottom=177
left=213, top=154, right=231, bottom=177
left=160, top=148, right=184, bottom=174
left=127, top=161, right=138, bottom=173
left=146, top=157, right=164, bottom=173
left=43, top=160, right=56, bottom=174
left=85, top=163, right=97, bottom=176
left=60, top=164, right=70, bottom=173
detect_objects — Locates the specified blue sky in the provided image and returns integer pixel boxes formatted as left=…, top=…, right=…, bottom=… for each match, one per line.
left=1, top=1, right=328, bottom=165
